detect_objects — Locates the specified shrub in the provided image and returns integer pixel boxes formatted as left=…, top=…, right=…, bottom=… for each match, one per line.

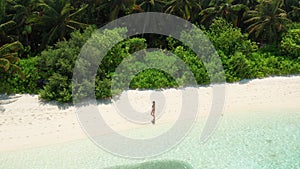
left=221, top=52, right=256, bottom=82
left=248, top=52, right=300, bottom=77
left=206, top=18, right=258, bottom=56
left=39, top=73, right=72, bottom=102
left=280, top=28, right=300, bottom=59
left=38, top=26, right=147, bottom=102
left=0, top=41, right=25, bottom=94
left=35, top=23, right=300, bottom=103
left=130, top=69, right=178, bottom=89
left=172, top=46, right=210, bottom=85
left=0, top=56, right=40, bottom=94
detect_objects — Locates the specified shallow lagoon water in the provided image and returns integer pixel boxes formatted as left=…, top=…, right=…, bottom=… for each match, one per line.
left=0, top=110, right=299, bottom=169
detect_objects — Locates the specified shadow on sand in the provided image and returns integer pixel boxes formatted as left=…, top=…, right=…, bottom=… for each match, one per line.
left=38, top=97, right=113, bottom=110
left=0, top=94, right=22, bottom=113
left=104, top=160, right=193, bottom=169
left=238, top=78, right=253, bottom=84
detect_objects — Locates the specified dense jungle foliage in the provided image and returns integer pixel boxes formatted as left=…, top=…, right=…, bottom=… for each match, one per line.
left=0, top=0, right=299, bottom=102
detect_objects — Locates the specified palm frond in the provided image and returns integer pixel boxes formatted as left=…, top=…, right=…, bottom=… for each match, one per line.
left=69, top=4, right=88, bottom=18
left=66, top=24, right=77, bottom=31
left=60, top=3, right=71, bottom=17
left=0, top=41, right=23, bottom=56
left=0, top=21, right=16, bottom=31
left=0, top=58, right=10, bottom=71
left=67, top=20, right=86, bottom=27
left=244, top=16, right=260, bottom=23
left=10, top=64, right=25, bottom=79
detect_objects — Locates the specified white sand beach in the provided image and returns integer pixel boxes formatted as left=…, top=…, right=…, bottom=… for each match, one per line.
left=0, top=76, right=300, bottom=152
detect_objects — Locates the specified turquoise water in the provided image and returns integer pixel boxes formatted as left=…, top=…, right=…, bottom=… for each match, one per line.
left=0, top=111, right=299, bottom=169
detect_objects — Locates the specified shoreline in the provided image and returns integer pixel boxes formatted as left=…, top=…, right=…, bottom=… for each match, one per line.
left=1, top=76, right=300, bottom=152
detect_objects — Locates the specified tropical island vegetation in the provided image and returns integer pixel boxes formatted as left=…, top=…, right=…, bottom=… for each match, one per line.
left=0, top=0, right=299, bottom=102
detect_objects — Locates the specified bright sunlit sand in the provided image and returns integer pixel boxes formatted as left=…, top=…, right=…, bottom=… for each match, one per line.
left=0, top=76, right=300, bottom=168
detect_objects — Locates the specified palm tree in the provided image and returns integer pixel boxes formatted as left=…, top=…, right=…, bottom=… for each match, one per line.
left=137, top=0, right=166, bottom=12
left=0, top=0, right=5, bottom=17
left=165, top=0, right=202, bottom=22
left=283, top=0, right=299, bottom=13
left=7, top=0, right=36, bottom=47
left=244, top=0, right=291, bottom=44
left=0, top=41, right=24, bottom=78
left=291, top=6, right=300, bottom=22
left=200, top=0, right=247, bottom=27
left=97, top=0, right=138, bottom=21
left=233, top=0, right=258, bottom=9
left=138, top=0, right=166, bottom=12
left=285, top=0, right=300, bottom=22
left=0, top=19, right=17, bottom=46
left=31, top=0, right=87, bottom=49
left=0, top=0, right=18, bottom=46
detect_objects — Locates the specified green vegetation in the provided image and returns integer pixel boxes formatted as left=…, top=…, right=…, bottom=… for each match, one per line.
left=0, top=0, right=299, bottom=102
left=0, top=41, right=25, bottom=93
left=244, top=0, right=291, bottom=43
left=280, top=27, right=300, bottom=58
left=1, top=56, right=40, bottom=94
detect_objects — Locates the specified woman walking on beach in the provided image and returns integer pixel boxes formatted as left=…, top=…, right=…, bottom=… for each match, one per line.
left=151, top=101, right=155, bottom=124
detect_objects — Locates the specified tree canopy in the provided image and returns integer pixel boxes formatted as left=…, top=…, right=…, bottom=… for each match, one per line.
left=0, top=0, right=299, bottom=101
